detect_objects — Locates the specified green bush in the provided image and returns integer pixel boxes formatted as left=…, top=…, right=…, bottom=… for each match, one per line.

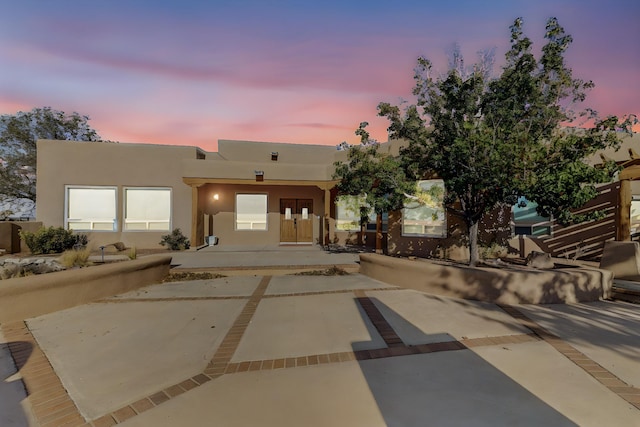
left=160, top=228, right=190, bottom=250
left=20, top=227, right=88, bottom=255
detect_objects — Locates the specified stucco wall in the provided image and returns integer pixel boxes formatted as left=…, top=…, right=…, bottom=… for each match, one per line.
left=0, top=255, right=171, bottom=322
left=360, top=253, right=612, bottom=304
left=386, top=205, right=513, bottom=260
left=36, top=140, right=198, bottom=249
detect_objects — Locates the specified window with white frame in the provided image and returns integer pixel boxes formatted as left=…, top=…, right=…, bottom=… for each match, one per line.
left=66, top=186, right=117, bottom=231
left=124, top=188, right=171, bottom=231
left=402, top=180, right=446, bottom=237
left=236, top=194, right=267, bottom=230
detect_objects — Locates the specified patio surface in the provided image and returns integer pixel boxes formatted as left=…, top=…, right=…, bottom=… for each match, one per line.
left=1, top=249, right=639, bottom=426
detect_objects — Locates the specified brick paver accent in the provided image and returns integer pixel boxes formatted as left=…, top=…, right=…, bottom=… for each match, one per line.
left=499, top=304, right=640, bottom=411
left=354, top=289, right=405, bottom=347
left=1, top=321, right=87, bottom=427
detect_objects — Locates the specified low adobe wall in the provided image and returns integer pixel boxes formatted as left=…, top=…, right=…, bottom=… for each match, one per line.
left=0, top=255, right=172, bottom=323
left=360, top=253, right=612, bottom=304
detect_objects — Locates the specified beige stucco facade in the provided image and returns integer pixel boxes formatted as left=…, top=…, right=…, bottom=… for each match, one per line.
left=36, top=140, right=199, bottom=249
left=35, top=132, right=640, bottom=256
left=36, top=139, right=351, bottom=250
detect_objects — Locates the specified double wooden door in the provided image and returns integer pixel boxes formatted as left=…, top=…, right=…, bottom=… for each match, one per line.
left=280, top=199, right=313, bottom=244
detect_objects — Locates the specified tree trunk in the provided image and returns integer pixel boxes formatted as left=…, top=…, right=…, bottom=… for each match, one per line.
left=375, top=212, right=383, bottom=254
left=468, top=220, right=479, bottom=266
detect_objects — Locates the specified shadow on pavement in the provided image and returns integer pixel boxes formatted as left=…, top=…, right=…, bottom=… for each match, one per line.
left=352, top=297, right=577, bottom=427
left=1, top=341, right=32, bottom=427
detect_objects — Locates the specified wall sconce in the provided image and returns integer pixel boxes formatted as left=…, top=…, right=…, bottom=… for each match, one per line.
left=213, top=193, right=219, bottom=201
left=271, top=152, right=278, bottom=161
left=255, top=170, right=264, bottom=182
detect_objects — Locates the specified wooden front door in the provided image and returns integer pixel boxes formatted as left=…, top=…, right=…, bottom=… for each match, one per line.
left=280, top=199, right=313, bottom=244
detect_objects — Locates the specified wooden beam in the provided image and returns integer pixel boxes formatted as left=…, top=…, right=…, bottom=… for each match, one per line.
left=619, top=165, right=640, bottom=181
left=618, top=179, right=632, bottom=241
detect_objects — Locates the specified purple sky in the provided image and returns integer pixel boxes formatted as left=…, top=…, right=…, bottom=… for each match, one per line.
left=1, top=0, right=638, bottom=151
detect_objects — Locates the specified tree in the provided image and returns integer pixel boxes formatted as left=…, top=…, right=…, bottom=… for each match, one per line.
left=379, top=17, right=634, bottom=265
left=0, top=107, right=101, bottom=211
left=333, top=122, right=415, bottom=253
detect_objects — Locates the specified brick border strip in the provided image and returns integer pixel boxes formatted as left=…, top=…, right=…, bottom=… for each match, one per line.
left=204, top=275, right=272, bottom=377
left=498, top=304, right=640, bottom=411
left=1, top=321, right=88, bottom=427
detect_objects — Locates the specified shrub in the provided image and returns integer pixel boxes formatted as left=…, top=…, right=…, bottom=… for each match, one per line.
left=479, top=243, right=509, bottom=259
left=0, top=265, right=33, bottom=280
left=20, top=227, right=88, bottom=255
left=163, top=271, right=224, bottom=282
left=160, top=228, right=190, bottom=251
left=59, top=247, right=93, bottom=268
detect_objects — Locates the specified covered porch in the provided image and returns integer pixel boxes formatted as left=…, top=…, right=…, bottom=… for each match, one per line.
left=183, top=178, right=338, bottom=249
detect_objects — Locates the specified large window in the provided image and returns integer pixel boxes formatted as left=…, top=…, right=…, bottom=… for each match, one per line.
left=402, top=180, right=446, bottom=237
left=335, top=195, right=367, bottom=231
left=124, top=188, right=171, bottom=231
left=236, top=194, right=268, bottom=230
left=335, top=195, right=388, bottom=232
left=512, top=197, right=552, bottom=237
left=66, top=186, right=117, bottom=231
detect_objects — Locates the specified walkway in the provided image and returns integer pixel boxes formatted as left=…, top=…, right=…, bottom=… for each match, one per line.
left=1, top=252, right=639, bottom=426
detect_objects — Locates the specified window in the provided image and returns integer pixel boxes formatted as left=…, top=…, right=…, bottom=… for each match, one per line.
left=402, top=180, right=446, bottom=237
left=124, top=188, right=171, bottom=231
left=511, top=197, right=552, bottom=237
left=236, top=194, right=268, bottom=230
left=335, top=195, right=367, bottom=231
left=66, top=186, right=117, bottom=231
left=335, top=195, right=388, bottom=232
left=630, top=196, right=640, bottom=237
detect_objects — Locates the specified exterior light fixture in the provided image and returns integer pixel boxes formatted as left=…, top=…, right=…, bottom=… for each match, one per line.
left=271, top=152, right=278, bottom=161
left=255, top=170, right=264, bottom=182
left=213, top=193, right=219, bottom=201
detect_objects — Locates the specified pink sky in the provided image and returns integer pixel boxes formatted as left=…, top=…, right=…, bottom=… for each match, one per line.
left=1, top=1, right=638, bottom=152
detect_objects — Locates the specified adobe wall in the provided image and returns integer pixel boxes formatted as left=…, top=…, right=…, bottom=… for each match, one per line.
left=36, top=140, right=196, bottom=249
left=0, top=255, right=171, bottom=323
left=359, top=253, right=612, bottom=304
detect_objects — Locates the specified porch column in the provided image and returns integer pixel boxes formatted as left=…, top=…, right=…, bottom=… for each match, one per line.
left=324, top=187, right=331, bottom=245
left=190, top=184, right=205, bottom=248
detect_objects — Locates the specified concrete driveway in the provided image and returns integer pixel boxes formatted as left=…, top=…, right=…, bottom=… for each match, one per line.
left=1, top=262, right=639, bottom=426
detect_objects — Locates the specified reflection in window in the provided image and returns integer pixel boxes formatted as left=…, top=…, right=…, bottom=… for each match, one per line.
left=402, top=180, right=446, bottom=237
left=631, top=196, right=640, bottom=237
left=335, top=195, right=367, bottom=231
left=124, top=188, right=171, bottom=231
left=236, top=194, right=268, bottom=230
left=66, top=186, right=117, bottom=231
left=511, top=197, right=552, bottom=237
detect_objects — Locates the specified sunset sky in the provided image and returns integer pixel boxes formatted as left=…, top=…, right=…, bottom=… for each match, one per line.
left=1, top=0, right=638, bottom=151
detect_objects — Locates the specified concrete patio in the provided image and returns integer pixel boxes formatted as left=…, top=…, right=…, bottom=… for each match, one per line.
left=1, top=250, right=639, bottom=426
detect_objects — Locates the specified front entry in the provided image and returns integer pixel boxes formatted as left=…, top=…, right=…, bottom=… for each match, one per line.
left=280, top=199, right=313, bottom=244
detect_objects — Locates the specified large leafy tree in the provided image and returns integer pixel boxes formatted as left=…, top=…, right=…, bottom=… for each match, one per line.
left=379, top=17, right=634, bottom=265
left=0, top=107, right=101, bottom=213
left=333, top=122, right=415, bottom=253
